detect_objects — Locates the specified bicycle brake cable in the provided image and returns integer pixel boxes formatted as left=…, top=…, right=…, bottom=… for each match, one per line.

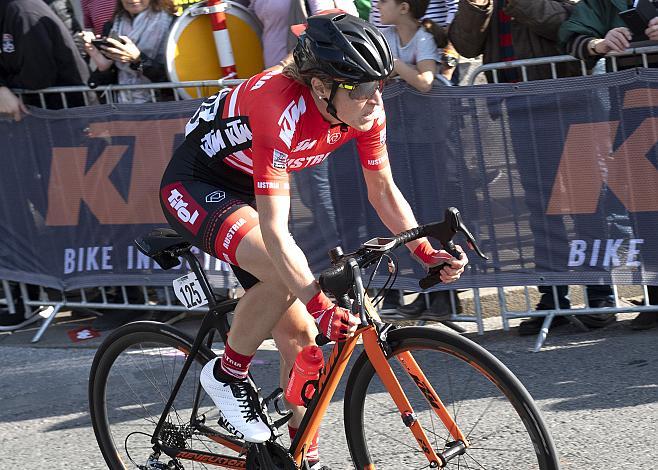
left=367, top=253, right=398, bottom=308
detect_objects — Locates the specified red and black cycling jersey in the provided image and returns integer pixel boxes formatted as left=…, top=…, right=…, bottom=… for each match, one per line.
left=174, top=69, right=389, bottom=198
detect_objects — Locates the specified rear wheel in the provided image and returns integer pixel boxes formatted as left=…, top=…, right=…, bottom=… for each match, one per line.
left=344, top=326, right=560, bottom=469
left=89, top=321, right=244, bottom=469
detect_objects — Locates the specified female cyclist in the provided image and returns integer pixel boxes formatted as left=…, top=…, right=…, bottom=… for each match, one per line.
left=159, top=12, right=468, bottom=467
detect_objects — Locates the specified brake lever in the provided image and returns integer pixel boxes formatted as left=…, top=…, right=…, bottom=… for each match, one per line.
left=419, top=208, right=489, bottom=290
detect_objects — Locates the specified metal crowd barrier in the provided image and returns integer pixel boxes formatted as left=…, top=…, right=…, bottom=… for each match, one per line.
left=468, top=44, right=658, bottom=85
left=5, top=74, right=658, bottom=350
left=1, top=282, right=240, bottom=342
left=13, top=78, right=247, bottom=108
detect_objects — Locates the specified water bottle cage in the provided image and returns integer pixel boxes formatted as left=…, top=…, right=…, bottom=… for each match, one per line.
left=300, top=379, right=320, bottom=407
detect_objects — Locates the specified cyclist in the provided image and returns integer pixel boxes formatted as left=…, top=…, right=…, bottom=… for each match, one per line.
left=159, top=11, right=468, bottom=466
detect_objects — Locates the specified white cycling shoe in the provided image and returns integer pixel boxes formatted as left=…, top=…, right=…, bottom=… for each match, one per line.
left=200, top=358, right=272, bottom=443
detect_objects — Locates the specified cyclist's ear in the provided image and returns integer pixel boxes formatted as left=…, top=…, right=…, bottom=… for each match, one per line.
left=310, top=77, right=329, bottom=99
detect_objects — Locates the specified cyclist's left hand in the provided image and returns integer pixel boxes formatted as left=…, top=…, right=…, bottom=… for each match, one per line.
left=413, top=242, right=469, bottom=284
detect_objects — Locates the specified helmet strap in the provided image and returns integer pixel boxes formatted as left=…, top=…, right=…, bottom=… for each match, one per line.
left=324, top=82, right=349, bottom=132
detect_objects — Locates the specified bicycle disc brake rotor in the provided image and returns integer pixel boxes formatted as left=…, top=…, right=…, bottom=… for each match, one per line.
left=245, top=442, right=298, bottom=470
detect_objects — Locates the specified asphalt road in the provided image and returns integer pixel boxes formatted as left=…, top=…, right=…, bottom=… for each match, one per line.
left=1, top=314, right=656, bottom=469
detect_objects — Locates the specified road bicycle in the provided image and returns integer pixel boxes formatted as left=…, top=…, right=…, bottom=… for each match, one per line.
left=89, top=207, right=560, bottom=469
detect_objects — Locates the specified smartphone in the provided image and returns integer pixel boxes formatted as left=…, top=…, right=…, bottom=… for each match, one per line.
left=91, top=33, right=124, bottom=50
left=91, top=38, right=112, bottom=50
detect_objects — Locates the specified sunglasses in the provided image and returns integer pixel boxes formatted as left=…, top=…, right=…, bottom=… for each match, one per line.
left=335, top=80, right=384, bottom=100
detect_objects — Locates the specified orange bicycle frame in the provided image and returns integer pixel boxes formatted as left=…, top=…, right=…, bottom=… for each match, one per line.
left=290, top=299, right=469, bottom=468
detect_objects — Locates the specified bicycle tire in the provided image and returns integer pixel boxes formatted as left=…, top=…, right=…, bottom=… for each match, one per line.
left=89, top=320, right=231, bottom=469
left=344, top=326, right=560, bottom=470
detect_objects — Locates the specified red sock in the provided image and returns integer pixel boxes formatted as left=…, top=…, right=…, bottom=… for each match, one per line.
left=288, top=426, right=320, bottom=462
left=219, top=341, right=253, bottom=380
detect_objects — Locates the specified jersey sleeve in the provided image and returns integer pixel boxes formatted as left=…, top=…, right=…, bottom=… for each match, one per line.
left=249, top=101, right=292, bottom=197
left=356, top=111, right=389, bottom=171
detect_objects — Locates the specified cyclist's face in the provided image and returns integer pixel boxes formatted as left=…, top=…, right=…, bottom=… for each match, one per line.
left=335, top=82, right=384, bottom=131
left=312, top=79, right=384, bottom=131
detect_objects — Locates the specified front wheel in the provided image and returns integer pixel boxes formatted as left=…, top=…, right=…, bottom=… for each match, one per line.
left=344, top=326, right=560, bottom=469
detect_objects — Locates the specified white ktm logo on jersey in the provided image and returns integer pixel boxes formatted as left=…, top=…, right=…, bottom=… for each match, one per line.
left=278, top=97, right=306, bottom=148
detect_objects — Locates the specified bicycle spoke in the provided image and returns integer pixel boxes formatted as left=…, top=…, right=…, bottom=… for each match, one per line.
left=464, top=396, right=498, bottom=440
left=463, top=451, right=487, bottom=470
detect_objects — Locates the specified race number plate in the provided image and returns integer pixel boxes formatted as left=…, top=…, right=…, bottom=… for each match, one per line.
left=173, top=272, right=208, bottom=309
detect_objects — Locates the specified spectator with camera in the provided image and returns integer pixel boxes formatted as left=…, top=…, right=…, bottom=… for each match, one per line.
left=82, top=0, right=175, bottom=103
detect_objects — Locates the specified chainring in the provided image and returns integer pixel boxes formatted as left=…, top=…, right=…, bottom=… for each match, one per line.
left=245, top=442, right=298, bottom=470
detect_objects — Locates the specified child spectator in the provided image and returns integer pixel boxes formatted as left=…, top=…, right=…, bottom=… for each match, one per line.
left=371, top=0, right=459, bottom=83
left=83, top=0, right=175, bottom=103
left=378, top=0, right=450, bottom=92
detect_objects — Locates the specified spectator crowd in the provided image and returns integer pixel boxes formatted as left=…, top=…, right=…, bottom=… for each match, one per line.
left=1, top=0, right=657, bottom=332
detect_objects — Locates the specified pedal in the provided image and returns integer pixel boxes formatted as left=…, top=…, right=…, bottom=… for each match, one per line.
left=262, top=387, right=284, bottom=408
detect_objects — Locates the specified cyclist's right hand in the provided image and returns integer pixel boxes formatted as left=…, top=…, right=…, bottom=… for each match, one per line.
left=306, top=291, right=359, bottom=342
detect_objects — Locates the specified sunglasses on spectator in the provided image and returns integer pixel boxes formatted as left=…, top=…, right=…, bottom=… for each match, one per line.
left=335, top=80, right=384, bottom=100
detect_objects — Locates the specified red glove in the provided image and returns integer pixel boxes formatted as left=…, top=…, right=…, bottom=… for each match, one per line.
left=413, top=241, right=455, bottom=269
left=306, top=291, right=352, bottom=342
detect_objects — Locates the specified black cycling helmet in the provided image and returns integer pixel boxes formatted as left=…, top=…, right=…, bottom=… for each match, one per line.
left=293, top=12, right=393, bottom=83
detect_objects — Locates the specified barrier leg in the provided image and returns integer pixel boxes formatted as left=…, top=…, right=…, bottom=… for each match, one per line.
left=2, top=280, right=15, bottom=314
left=498, top=287, right=510, bottom=331
left=31, top=303, right=63, bottom=343
left=473, top=287, right=484, bottom=335
left=533, top=313, right=555, bottom=352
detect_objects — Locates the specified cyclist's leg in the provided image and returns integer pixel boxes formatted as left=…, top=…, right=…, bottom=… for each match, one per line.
left=270, top=301, right=316, bottom=427
left=161, top=178, right=298, bottom=355
left=270, top=302, right=322, bottom=464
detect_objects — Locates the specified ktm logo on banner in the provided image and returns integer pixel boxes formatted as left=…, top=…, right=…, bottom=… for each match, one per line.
left=547, top=90, right=658, bottom=215
left=45, top=119, right=187, bottom=226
